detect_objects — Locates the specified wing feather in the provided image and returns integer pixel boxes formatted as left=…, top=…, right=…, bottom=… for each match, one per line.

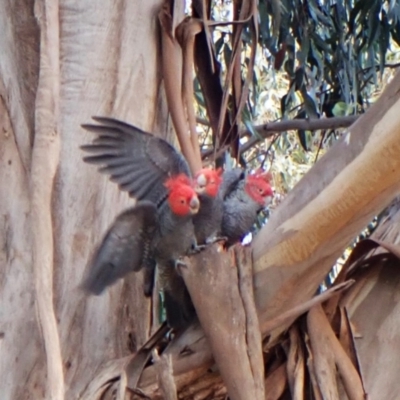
left=81, top=201, right=157, bottom=295
left=219, top=168, right=245, bottom=199
left=81, top=117, right=191, bottom=205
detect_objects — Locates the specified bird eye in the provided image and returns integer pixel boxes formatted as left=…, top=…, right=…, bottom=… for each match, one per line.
left=181, top=199, right=185, bottom=204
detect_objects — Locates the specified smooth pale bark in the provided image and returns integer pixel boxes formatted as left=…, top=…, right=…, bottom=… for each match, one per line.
left=3, top=0, right=400, bottom=399
left=0, top=1, right=167, bottom=399
left=253, top=71, right=400, bottom=340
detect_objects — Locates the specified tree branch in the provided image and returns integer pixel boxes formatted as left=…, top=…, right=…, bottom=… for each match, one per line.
left=200, top=115, right=359, bottom=158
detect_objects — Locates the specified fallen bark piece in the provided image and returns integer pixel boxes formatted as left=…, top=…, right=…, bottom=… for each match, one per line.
left=308, top=304, right=365, bottom=400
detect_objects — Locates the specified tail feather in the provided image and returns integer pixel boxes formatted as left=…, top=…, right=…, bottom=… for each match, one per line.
left=143, top=259, right=156, bottom=297
left=164, top=287, right=196, bottom=330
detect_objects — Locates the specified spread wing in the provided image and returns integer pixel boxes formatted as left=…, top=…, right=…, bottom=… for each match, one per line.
left=81, top=117, right=191, bottom=206
left=81, top=201, right=157, bottom=295
left=219, top=168, right=245, bottom=199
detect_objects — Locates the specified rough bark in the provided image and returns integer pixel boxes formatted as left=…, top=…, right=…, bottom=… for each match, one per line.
left=0, top=2, right=42, bottom=399
left=0, top=1, right=167, bottom=398
left=3, top=0, right=400, bottom=398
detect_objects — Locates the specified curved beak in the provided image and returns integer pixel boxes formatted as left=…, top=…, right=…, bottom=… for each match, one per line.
left=194, top=174, right=207, bottom=194
left=189, top=195, right=200, bottom=214
left=263, top=193, right=273, bottom=207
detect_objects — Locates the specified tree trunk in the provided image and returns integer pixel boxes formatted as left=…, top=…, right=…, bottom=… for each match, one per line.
left=0, top=1, right=168, bottom=398
left=4, top=1, right=400, bottom=399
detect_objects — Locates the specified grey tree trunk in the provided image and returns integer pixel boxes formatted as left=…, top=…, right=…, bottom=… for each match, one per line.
left=0, top=1, right=168, bottom=398
left=3, top=1, right=400, bottom=399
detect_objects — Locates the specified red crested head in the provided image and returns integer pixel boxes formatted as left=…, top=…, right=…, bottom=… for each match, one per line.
left=165, top=174, right=200, bottom=216
left=194, top=167, right=223, bottom=197
left=165, top=173, right=192, bottom=189
left=244, top=169, right=273, bottom=206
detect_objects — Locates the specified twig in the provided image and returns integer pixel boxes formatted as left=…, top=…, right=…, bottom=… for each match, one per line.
left=201, top=115, right=359, bottom=158
left=314, top=130, right=326, bottom=163
left=239, top=115, right=358, bottom=154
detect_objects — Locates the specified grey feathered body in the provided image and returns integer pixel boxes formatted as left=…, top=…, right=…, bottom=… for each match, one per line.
left=152, top=200, right=197, bottom=263
left=221, top=180, right=263, bottom=246
left=193, top=193, right=224, bottom=244
left=149, top=200, right=197, bottom=329
left=192, top=168, right=245, bottom=244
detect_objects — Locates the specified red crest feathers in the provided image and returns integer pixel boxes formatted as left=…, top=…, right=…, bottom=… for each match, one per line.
left=165, top=175, right=199, bottom=216
left=164, top=174, right=193, bottom=190
left=245, top=169, right=274, bottom=205
left=194, top=168, right=223, bottom=197
left=253, top=168, right=272, bottom=183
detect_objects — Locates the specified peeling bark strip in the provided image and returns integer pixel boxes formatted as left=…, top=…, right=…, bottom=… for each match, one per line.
left=153, top=350, right=178, bottom=400
left=260, top=280, right=354, bottom=335
left=158, top=1, right=202, bottom=175
left=307, top=305, right=365, bottom=400
left=286, top=327, right=305, bottom=399
left=31, top=1, right=63, bottom=399
left=235, top=248, right=265, bottom=395
left=264, top=363, right=287, bottom=400
left=181, top=244, right=265, bottom=400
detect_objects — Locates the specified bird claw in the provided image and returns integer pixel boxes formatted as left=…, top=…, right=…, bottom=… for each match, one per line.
left=187, top=237, right=227, bottom=255
left=175, top=259, right=189, bottom=276
left=205, top=236, right=227, bottom=245
left=175, top=259, right=188, bottom=269
left=187, top=244, right=207, bottom=255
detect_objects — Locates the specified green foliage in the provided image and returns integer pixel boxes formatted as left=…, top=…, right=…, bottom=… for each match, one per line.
left=259, top=0, right=400, bottom=119
left=197, top=0, right=400, bottom=197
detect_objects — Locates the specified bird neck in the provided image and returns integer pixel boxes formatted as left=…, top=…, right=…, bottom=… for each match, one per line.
left=158, top=200, right=191, bottom=233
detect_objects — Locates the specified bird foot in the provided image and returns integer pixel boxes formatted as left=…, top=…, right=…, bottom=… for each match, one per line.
left=205, top=236, right=227, bottom=245
left=187, top=244, right=207, bottom=255
left=175, top=259, right=188, bottom=270
left=175, top=258, right=189, bottom=276
left=187, top=237, right=227, bottom=255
